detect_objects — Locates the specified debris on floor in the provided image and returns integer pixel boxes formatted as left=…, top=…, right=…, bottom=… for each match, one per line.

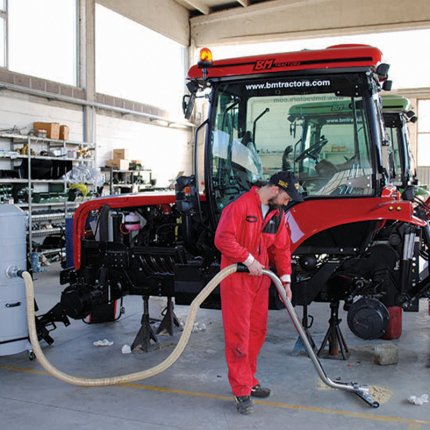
left=121, top=344, right=132, bottom=354
left=408, top=394, right=429, bottom=406
left=93, top=339, right=114, bottom=347
left=316, top=380, right=334, bottom=391
left=368, top=385, right=393, bottom=404
left=177, top=320, right=207, bottom=332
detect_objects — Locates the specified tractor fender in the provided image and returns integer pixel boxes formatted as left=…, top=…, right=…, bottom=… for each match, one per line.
left=286, top=197, right=425, bottom=252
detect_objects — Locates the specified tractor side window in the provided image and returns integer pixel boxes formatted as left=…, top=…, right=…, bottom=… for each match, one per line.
left=375, top=96, right=395, bottom=186
left=211, top=88, right=264, bottom=210
left=385, top=118, right=403, bottom=184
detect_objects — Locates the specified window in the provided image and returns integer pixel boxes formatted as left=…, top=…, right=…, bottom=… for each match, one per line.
left=0, top=0, right=5, bottom=67
left=7, top=0, right=77, bottom=85
left=96, top=5, right=186, bottom=116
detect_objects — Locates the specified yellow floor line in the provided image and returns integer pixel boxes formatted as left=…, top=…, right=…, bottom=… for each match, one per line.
left=122, top=382, right=430, bottom=426
left=408, top=425, right=422, bottom=430
left=1, top=364, right=430, bottom=427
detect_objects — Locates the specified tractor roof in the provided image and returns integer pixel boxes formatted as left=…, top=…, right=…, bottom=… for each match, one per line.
left=381, top=94, right=411, bottom=112
left=187, top=44, right=383, bottom=80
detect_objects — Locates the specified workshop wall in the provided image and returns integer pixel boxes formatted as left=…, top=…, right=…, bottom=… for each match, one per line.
left=96, top=114, right=192, bottom=187
left=0, top=92, right=83, bottom=140
left=0, top=92, right=193, bottom=189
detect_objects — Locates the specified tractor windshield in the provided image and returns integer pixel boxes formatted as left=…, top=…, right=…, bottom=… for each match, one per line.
left=209, top=74, right=377, bottom=210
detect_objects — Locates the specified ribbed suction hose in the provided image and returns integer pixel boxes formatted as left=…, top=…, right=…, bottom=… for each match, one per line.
left=21, top=265, right=379, bottom=407
left=21, top=265, right=237, bottom=387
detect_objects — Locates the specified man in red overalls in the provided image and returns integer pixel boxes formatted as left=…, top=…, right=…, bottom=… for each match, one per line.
left=214, top=171, right=303, bottom=415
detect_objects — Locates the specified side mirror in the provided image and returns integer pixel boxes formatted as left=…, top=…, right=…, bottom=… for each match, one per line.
left=382, top=80, right=392, bottom=91
left=182, top=94, right=196, bottom=120
left=406, top=110, right=418, bottom=123
left=376, top=63, right=390, bottom=79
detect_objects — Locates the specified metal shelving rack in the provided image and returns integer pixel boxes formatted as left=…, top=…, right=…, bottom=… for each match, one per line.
left=0, top=132, right=95, bottom=268
left=103, top=167, right=153, bottom=194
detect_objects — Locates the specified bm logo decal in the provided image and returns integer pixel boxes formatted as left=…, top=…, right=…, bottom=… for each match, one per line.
left=254, top=59, right=275, bottom=70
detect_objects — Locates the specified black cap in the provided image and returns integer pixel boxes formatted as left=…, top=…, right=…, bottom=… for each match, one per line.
left=269, top=171, right=303, bottom=202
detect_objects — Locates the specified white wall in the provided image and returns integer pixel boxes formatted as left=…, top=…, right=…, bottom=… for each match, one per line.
left=0, top=92, right=83, bottom=139
left=96, top=114, right=192, bottom=187
left=0, top=92, right=193, bottom=188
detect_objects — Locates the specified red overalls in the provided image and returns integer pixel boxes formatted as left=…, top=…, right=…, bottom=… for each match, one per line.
left=214, top=187, right=291, bottom=396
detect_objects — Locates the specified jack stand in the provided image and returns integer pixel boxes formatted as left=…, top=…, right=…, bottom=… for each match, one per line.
left=302, top=305, right=317, bottom=350
left=292, top=305, right=317, bottom=355
left=317, top=301, right=350, bottom=360
left=157, top=296, right=180, bottom=336
left=131, top=296, right=158, bottom=352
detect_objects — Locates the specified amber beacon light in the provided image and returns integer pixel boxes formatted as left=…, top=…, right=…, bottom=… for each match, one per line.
left=199, top=47, right=213, bottom=64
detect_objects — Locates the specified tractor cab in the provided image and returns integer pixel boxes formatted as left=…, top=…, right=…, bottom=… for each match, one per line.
left=183, top=45, right=392, bottom=234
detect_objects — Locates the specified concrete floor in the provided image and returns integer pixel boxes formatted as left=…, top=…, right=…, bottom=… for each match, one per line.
left=1, top=264, right=429, bottom=430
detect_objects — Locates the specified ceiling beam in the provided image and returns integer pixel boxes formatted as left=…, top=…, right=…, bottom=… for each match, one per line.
left=181, top=0, right=210, bottom=15
left=191, top=0, right=430, bottom=46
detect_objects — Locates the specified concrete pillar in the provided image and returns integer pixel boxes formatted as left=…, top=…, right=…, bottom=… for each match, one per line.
left=80, top=0, right=96, bottom=146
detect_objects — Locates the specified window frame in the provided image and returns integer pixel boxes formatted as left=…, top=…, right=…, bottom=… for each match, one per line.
left=0, top=0, right=7, bottom=68
left=2, top=0, right=79, bottom=86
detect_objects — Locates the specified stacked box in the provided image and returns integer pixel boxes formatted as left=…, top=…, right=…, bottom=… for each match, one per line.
left=33, top=122, right=60, bottom=139
left=107, top=148, right=130, bottom=170
left=59, top=125, right=70, bottom=140
left=113, top=148, right=129, bottom=160
left=106, top=159, right=129, bottom=170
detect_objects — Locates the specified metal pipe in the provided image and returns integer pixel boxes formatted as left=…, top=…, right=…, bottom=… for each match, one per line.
left=261, top=268, right=379, bottom=408
left=0, top=82, right=194, bottom=129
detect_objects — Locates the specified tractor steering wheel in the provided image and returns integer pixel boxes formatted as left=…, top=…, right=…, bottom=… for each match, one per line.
left=295, top=136, right=328, bottom=162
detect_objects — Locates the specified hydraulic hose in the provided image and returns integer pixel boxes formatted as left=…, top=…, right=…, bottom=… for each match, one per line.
left=20, top=265, right=378, bottom=407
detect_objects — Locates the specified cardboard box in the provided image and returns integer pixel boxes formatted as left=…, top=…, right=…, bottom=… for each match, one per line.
left=113, top=148, right=129, bottom=160
left=129, top=160, right=143, bottom=170
left=33, top=122, right=60, bottom=139
left=106, top=159, right=129, bottom=170
left=59, top=125, right=70, bottom=141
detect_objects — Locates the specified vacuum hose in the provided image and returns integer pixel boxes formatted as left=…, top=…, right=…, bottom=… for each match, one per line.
left=20, top=265, right=378, bottom=407
left=21, top=265, right=236, bottom=387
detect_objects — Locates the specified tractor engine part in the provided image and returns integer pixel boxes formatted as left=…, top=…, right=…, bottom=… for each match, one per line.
left=347, top=297, right=390, bottom=339
left=123, top=212, right=141, bottom=232
left=60, top=285, right=106, bottom=320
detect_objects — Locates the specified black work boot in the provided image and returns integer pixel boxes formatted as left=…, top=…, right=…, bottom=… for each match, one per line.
left=251, top=384, right=271, bottom=398
left=234, top=395, right=254, bottom=415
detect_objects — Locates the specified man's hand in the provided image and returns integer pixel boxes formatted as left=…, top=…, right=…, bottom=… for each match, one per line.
left=282, top=282, right=292, bottom=302
left=248, top=259, right=264, bottom=276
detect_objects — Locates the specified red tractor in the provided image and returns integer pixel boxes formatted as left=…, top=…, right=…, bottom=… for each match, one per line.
left=37, top=45, right=430, bottom=352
